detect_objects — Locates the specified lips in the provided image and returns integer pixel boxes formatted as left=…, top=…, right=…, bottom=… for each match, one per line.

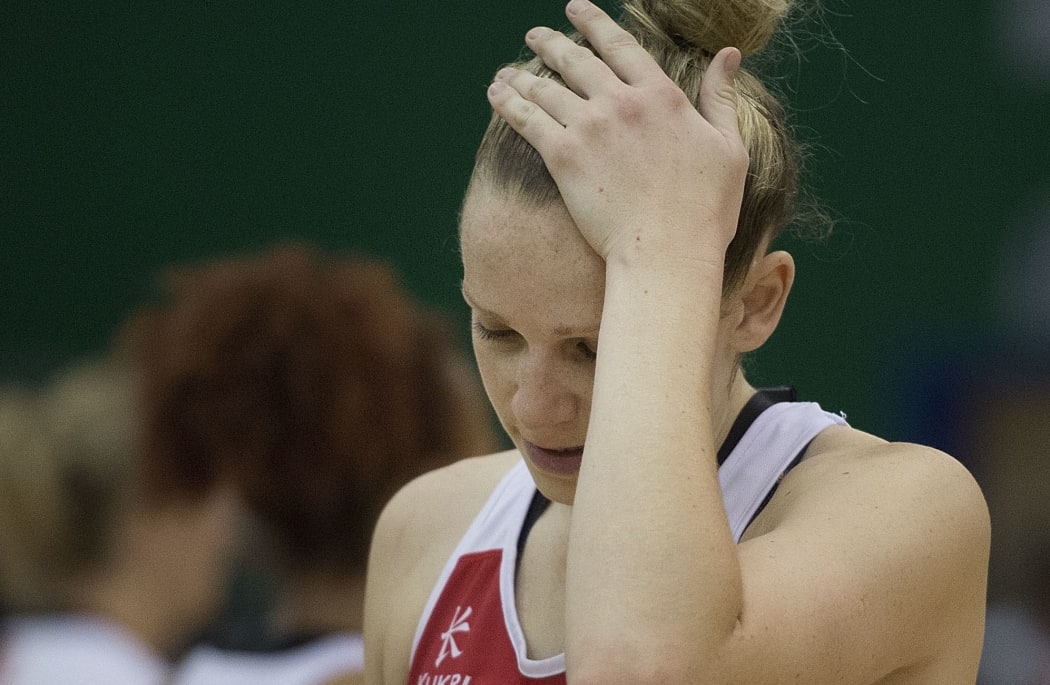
left=523, top=441, right=584, bottom=475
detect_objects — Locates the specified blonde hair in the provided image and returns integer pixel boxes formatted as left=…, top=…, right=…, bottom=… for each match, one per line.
left=470, top=0, right=804, bottom=292
left=0, top=361, right=138, bottom=612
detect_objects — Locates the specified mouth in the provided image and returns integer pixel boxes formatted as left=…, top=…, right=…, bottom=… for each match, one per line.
left=522, top=441, right=584, bottom=475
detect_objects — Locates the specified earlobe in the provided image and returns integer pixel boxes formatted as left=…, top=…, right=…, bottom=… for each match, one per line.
left=733, top=250, right=795, bottom=353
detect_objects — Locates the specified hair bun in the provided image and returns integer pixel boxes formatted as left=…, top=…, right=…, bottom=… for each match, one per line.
left=621, top=0, right=791, bottom=56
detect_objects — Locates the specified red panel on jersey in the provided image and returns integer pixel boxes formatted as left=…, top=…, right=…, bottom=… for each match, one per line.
left=408, top=550, right=565, bottom=685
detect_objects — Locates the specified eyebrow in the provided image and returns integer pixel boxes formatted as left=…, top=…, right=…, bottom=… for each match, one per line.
left=460, top=282, right=599, bottom=339
left=461, top=284, right=508, bottom=325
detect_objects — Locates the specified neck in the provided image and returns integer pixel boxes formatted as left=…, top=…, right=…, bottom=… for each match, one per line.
left=273, top=567, right=366, bottom=637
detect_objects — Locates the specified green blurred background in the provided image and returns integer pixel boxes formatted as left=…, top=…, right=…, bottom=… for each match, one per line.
left=6, top=0, right=1041, bottom=441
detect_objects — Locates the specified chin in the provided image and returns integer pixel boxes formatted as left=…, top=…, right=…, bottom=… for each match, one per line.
left=525, top=465, right=578, bottom=506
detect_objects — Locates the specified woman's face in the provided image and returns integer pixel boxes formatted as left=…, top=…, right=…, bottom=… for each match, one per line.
left=460, top=186, right=607, bottom=505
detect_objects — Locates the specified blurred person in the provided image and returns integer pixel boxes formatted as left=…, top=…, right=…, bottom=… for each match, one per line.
left=980, top=0, right=1050, bottom=675
left=119, top=244, right=495, bottom=685
left=0, top=360, right=239, bottom=684
left=979, top=197, right=1050, bottom=682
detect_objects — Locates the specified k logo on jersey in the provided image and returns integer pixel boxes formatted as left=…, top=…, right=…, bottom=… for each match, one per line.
left=435, top=605, right=472, bottom=667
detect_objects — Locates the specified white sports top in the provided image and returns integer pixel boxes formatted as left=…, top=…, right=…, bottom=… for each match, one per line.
left=0, top=615, right=170, bottom=685
left=408, top=399, right=848, bottom=680
left=173, top=633, right=363, bottom=685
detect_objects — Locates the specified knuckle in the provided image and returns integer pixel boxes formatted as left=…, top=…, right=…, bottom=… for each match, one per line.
left=653, top=80, right=690, bottom=110
left=509, top=100, right=537, bottom=130
left=558, top=43, right=594, bottom=69
left=577, top=108, right=612, bottom=138
left=567, top=42, right=592, bottom=63
left=715, top=82, right=738, bottom=106
left=609, top=91, right=646, bottom=122
left=603, top=32, right=639, bottom=55
left=526, top=76, right=553, bottom=100
left=532, top=28, right=565, bottom=51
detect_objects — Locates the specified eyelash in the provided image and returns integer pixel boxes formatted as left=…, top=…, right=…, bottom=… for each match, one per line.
left=471, top=320, right=514, bottom=341
left=473, top=320, right=597, bottom=361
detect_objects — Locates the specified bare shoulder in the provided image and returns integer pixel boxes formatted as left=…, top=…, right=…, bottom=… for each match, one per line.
left=373, top=449, right=520, bottom=548
left=783, top=425, right=985, bottom=527
left=749, top=424, right=986, bottom=527
left=752, top=424, right=990, bottom=580
left=364, top=449, right=520, bottom=685
left=736, top=426, right=991, bottom=681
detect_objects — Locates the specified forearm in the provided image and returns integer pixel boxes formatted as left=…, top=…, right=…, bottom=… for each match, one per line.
left=565, top=248, right=742, bottom=680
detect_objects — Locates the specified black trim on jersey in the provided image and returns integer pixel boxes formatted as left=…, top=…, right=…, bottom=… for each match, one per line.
left=746, top=439, right=814, bottom=528
left=517, top=487, right=551, bottom=566
left=517, top=386, right=803, bottom=558
left=716, top=386, right=796, bottom=466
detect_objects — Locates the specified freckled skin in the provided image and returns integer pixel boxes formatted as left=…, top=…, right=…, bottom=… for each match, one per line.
left=459, top=188, right=605, bottom=504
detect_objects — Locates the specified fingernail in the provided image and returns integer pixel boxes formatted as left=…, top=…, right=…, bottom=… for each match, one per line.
left=488, top=81, right=508, bottom=96
left=725, top=47, right=741, bottom=82
left=567, top=0, right=591, bottom=16
left=494, top=67, right=514, bottom=81
left=526, top=26, right=553, bottom=42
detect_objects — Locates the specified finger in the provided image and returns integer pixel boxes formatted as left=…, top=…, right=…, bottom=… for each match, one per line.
left=698, top=47, right=744, bottom=142
left=562, top=0, right=662, bottom=85
left=495, top=67, right=582, bottom=126
left=487, top=78, right=562, bottom=155
left=524, top=26, right=618, bottom=99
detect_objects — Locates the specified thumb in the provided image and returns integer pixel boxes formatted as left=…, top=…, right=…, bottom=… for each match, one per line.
left=699, top=47, right=742, bottom=141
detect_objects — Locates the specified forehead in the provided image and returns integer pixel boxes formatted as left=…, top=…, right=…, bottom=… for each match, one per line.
left=460, top=186, right=605, bottom=327
left=461, top=186, right=584, bottom=257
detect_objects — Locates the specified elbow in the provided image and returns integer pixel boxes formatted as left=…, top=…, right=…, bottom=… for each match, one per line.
left=570, top=663, right=692, bottom=685
left=566, top=620, right=743, bottom=685
left=567, top=646, right=704, bottom=685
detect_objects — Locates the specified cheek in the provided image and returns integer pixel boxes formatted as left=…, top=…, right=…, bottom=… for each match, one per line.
left=472, top=344, right=513, bottom=414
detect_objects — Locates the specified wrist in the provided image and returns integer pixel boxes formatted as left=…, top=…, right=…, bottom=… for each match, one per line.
left=604, top=231, right=728, bottom=303
left=600, top=247, right=726, bottom=363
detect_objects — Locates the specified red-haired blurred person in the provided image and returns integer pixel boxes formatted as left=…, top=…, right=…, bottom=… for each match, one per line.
left=122, top=244, right=495, bottom=685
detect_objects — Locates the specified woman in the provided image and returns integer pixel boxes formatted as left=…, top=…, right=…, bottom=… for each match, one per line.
left=124, top=245, right=496, bottom=685
left=364, top=0, right=990, bottom=683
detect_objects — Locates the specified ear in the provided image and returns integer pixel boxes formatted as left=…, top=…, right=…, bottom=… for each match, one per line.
left=732, top=250, right=795, bottom=353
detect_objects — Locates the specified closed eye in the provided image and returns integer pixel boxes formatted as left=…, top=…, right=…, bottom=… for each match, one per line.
left=472, top=319, right=517, bottom=341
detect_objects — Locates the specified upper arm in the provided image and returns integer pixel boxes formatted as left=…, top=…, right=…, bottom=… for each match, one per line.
left=364, top=466, right=457, bottom=685
left=724, top=443, right=990, bottom=682
left=363, top=476, right=416, bottom=685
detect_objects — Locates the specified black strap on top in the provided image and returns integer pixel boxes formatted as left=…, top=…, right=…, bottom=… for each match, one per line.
left=516, top=386, right=800, bottom=560
left=517, top=487, right=551, bottom=564
left=717, top=386, right=796, bottom=466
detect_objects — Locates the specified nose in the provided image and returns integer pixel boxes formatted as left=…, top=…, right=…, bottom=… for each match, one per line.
left=510, top=351, right=578, bottom=434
